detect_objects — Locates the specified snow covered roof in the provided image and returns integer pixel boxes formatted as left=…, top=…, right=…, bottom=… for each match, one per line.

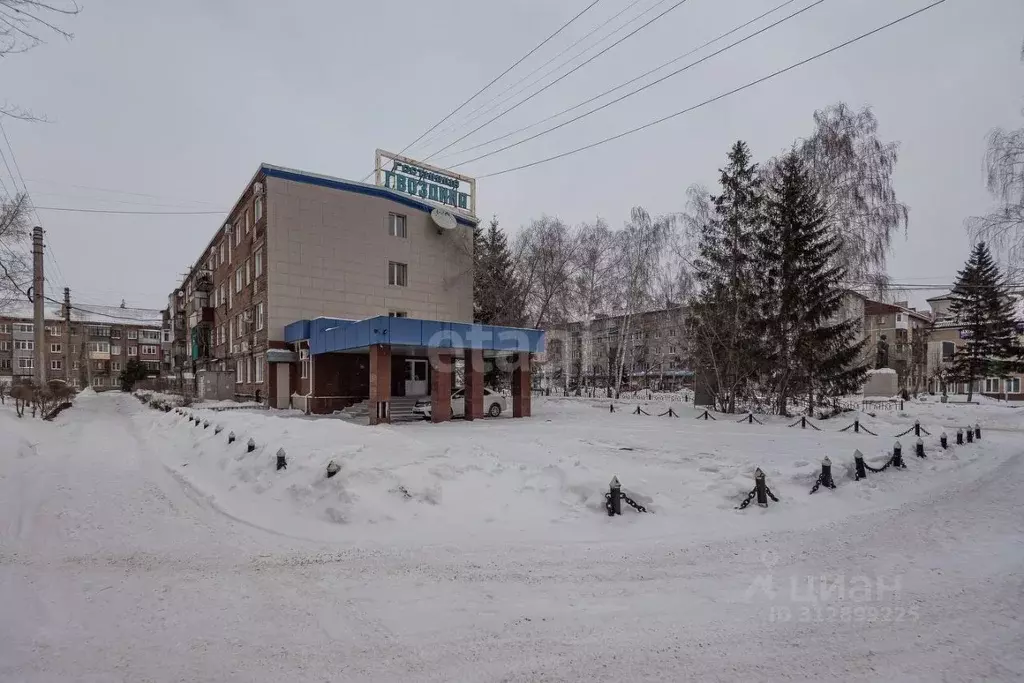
left=0, top=301, right=163, bottom=327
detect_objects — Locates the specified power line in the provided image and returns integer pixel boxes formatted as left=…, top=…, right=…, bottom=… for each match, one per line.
left=364, top=0, right=606, bottom=180
left=448, top=0, right=825, bottom=169
left=475, top=0, right=950, bottom=179
left=413, top=0, right=664, bottom=155
left=436, top=0, right=804, bottom=163
left=33, top=205, right=224, bottom=215
left=23, top=177, right=222, bottom=206
left=422, top=0, right=695, bottom=162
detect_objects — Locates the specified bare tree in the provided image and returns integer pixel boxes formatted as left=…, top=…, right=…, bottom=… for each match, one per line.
left=611, top=207, right=670, bottom=397
left=513, top=216, right=581, bottom=328
left=0, top=192, right=31, bottom=311
left=797, top=103, right=909, bottom=294
left=967, top=48, right=1024, bottom=273
left=570, top=218, right=618, bottom=392
left=0, top=1, right=80, bottom=120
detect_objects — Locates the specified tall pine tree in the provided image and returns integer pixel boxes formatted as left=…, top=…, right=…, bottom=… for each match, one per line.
left=690, top=141, right=764, bottom=412
left=947, top=241, right=1021, bottom=401
left=758, top=152, right=867, bottom=416
left=473, top=216, right=523, bottom=326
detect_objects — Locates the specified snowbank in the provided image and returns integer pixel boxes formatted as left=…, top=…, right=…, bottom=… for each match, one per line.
left=131, top=394, right=1024, bottom=547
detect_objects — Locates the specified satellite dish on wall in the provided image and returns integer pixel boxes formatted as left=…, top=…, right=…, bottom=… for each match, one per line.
left=431, top=207, right=457, bottom=233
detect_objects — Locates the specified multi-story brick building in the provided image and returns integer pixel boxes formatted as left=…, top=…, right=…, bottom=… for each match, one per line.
left=0, top=302, right=164, bottom=388
left=168, top=161, right=543, bottom=421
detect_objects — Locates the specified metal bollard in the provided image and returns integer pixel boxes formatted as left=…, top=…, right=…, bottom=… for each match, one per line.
left=854, top=419, right=860, bottom=433
left=892, top=441, right=904, bottom=469
left=914, top=419, right=922, bottom=437
left=820, top=456, right=835, bottom=488
left=326, top=460, right=340, bottom=478
left=854, top=449, right=867, bottom=481
left=755, top=468, right=768, bottom=507
left=608, top=475, right=622, bottom=516
left=214, top=425, right=222, bottom=435
left=610, top=403, right=614, bottom=413
left=966, top=427, right=974, bottom=444
left=247, top=438, right=256, bottom=453
left=940, top=432, right=947, bottom=449
left=915, top=437, right=925, bottom=458
left=203, top=421, right=210, bottom=429
left=974, top=423, right=981, bottom=440
left=228, top=431, right=236, bottom=444
left=276, top=448, right=287, bottom=471
left=956, top=428, right=963, bottom=445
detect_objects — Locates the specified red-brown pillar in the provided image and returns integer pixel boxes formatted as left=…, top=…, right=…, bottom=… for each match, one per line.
left=512, top=353, right=532, bottom=418
left=430, top=351, right=453, bottom=423
left=369, top=344, right=391, bottom=425
left=464, top=349, right=484, bottom=421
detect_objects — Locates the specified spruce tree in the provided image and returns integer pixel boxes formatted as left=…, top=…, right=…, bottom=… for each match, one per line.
left=690, top=140, right=764, bottom=412
left=473, top=216, right=523, bottom=326
left=758, top=152, right=867, bottom=416
left=947, top=241, right=1021, bottom=401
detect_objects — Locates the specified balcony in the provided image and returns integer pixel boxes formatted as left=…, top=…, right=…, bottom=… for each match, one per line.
left=195, top=270, right=214, bottom=293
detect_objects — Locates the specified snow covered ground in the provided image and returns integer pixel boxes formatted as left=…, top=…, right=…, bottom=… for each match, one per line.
left=2, top=392, right=1023, bottom=681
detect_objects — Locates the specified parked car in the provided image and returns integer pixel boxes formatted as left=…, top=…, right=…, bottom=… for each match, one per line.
left=413, top=388, right=506, bottom=419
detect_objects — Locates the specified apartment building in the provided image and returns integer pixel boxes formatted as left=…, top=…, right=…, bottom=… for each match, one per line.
left=542, top=306, right=689, bottom=391
left=923, top=292, right=1024, bottom=399
left=862, top=299, right=933, bottom=391
left=0, top=302, right=164, bottom=388
left=168, top=161, right=543, bottom=419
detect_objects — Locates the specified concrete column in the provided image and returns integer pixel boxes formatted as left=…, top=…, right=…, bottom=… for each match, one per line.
left=464, top=349, right=484, bottom=421
left=430, top=351, right=453, bottom=423
left=512, top=353, right=532, bottom=418
left=369, top=344, right=391, bottom=425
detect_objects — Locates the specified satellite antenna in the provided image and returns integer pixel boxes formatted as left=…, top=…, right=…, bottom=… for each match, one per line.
left=431, top=207, right=457, bottom=233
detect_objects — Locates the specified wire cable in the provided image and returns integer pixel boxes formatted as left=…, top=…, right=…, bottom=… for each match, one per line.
left=435, top=0, right=804, bottom=163
left=363, top=0, right=605, bottom=180
left=422, top=0, right=695, bottom=162
left=413, top=0, right=664, bottom=155
left=449, top=0, right=825, bottom=169
left=33, top=205, right=224, bottom=215
left=475, top=0, right=950, bottom=179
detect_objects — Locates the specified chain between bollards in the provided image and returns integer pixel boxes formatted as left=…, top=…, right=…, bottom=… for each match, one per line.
left=809, top=456, right=837, bottom=494
left=696, top=409, right=716, bottom=421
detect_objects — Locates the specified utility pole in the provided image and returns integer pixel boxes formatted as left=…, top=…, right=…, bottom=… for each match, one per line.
left=32, top=226, right=45, bottom=385
left=63, top=287, right=72, bottom=383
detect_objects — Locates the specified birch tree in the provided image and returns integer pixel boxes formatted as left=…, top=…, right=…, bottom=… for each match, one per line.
left=0, top=193, right=31, bottom=312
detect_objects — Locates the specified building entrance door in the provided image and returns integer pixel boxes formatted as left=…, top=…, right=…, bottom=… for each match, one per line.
left=405, top=359, right=428, bottom=396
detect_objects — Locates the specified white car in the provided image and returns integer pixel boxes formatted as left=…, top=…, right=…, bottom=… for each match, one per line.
left=413, top=388, right=506, bottom=419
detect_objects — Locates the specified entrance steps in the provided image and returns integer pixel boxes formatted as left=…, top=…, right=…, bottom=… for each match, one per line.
left=338, top=396, right=424, bottom=423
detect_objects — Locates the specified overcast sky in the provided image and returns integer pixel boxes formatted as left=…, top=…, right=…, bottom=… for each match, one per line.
left=4, top=0, right=1023, bottom=312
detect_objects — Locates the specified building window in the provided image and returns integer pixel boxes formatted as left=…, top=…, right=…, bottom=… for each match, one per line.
left=14, top=323, right=32, bottom=333
left=388, top=261, right=408, bottom=287
left=896, top=313, right=902, bottom=322
left=50, top=343, right=61, bottom=353
left=299, top=348, right=309, bottom=379
left=254, top=354, right=264, bottom=384
left=92, top=376, right=102, bottom=387
left=245, top=209, right=251, bottom=233
left=984, top=377, right=1000, bottom=393
left=50, top=359, right=62, bottom=371
left=47, top=325, right=62, bottom=336
left=236, top=360, right=244, bottom=384
left=112, top=361, right=121, bottom=372
left=110, top=328, right=122, bottom=339
left=14, top=340, right=33, bottom=351
left=235, top=221, right=243, bottom=246
left=18, top=358, right=33, bottom=370
left=235, top=267, right=243, bottom=293
left=127, top=330, right=138, bottom=340
left=388, top=212, right=407, bottom=238
left=141, top=330, right=161, bottom=342
left=246, top=356, right=253, bottom=384
left=129, top=346, right=138, bottom=356
left=0, top=340, right=8, bottom=350
left=256, top=302, right=265, bottom=331
left=245, top=258, right=252, bottom=285
left=1007, top=378, right=1021, bottom=394
left=111, top=344, right=122, bottom=356
left=941, top=341, right=955, bottom=360
left=254, top=248, right=263, bottom=278
left=220, top=241, right=226, bottom=265
left=0, top=358, right=10, bottom=369
left=88, top=341, right=110, bottom=353
left=72, top=360, right=79, bottom=370
left=388, top=311, right=407, bottom=318
left=0, top=323, right=9, bottom=333
left=141, top=345, right=158, bottom=355
left=254, top=196, right=263, bottom=222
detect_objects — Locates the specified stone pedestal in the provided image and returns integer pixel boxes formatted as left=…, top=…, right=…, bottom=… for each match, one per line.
left=863, top=368, right=898, bottom=398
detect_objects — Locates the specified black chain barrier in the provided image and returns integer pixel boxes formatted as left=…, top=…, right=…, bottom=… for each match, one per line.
left=658, top=407, right=679, bottom=418
left=634, top=406, right=651, bottom=416
left=696, top=409, right=717, bottom=421
left=737, top=413, right=764, bottom=425
left=787, top=416, right=822, bottom=431
left=621, top=493, right=648, bottom=513
left=736, top=487, right=758, bottom=510
left=862, top=457, right=893, bottom=473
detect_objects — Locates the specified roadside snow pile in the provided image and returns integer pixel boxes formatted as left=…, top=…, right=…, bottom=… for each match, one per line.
left=132, top=396, right=1024, bottom=546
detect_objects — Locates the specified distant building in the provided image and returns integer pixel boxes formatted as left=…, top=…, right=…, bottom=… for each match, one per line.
left=541, top=306, right=690, bottom=392
left=863, top=299, right=932, bottom=391
left=0, top=302, right=164, bottom=388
